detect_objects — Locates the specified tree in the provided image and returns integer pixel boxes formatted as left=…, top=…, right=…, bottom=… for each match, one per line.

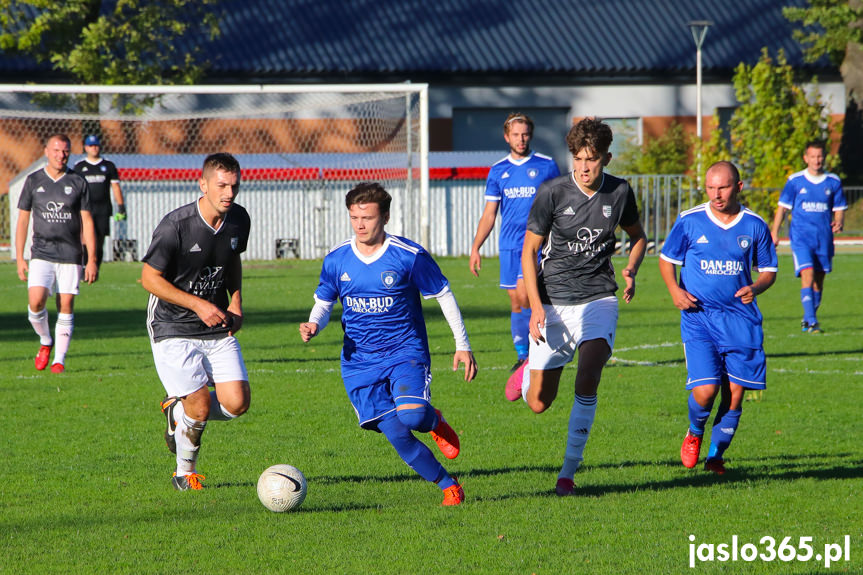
left=613, top=122, right=692, bottom=175
left=784, top=0, right=863, bottom=182
left=700, top=48, right=837, bottom=215
left=0, top=0, right=222, bottom=110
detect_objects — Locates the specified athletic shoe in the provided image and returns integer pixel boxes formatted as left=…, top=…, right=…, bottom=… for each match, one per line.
left=801, top=320, right=809, bottom=332
left=505, top=360, right=527, bottom=401
left=161, top=396, right=179, bottom=454
left=441, top=478, right=464, bottom=506
left=172, top=472, right=205, bottom=491
left=34, top=345, right=52, bottom=371
left=680, top=431, right=702, bottom=469
left=510, top=358, right=526, bottom=373
left=807, top=322, right=822, bottom=334
left=50, top=363, right=64, bottom=374
left=704, top=458, right=726, bottom=475
left=429, top=408, right=460, bottom=459
left=555, top=477, right=575, bottom=496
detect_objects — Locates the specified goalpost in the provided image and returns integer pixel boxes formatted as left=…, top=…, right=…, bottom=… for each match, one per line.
left=2, top=84, right=429, bottom=261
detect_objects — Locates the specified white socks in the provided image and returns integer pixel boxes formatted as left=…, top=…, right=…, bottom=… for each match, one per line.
left=53, top=313, right=74, bottom=366
left=560, top=394, right=598, bottom=479
left=28, top=307, right=53, bottom=346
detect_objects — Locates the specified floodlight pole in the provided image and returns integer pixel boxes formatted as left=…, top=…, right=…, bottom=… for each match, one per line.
left=688, top=20, right=712, bottom=194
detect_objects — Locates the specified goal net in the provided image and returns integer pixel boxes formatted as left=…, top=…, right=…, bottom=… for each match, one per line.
left=3, top=84, right=428, bottom=261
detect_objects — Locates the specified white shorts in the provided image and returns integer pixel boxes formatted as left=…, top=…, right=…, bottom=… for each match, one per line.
left=528, top=296, right=618, bottom=370
left=28, top=259, right=81, bottom=295
left=151, top=336, right=248, bottom=398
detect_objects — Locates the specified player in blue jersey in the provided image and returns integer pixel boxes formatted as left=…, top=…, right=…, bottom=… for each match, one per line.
left=300, top=183, right=478, bottom=506
left=660, top=161, right=777, bottom=474
left=770, top=141, right=847, bottom=333
left=469, top=113, right=560, bottom=378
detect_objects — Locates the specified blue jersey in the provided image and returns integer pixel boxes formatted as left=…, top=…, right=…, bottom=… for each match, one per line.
left=779, top=170, right=847, bottom=249
left=660, top=203, right=778, bottom=348
left=314, top=234, right=449, bottom=366
left=485, top=152, right=560, bottom=251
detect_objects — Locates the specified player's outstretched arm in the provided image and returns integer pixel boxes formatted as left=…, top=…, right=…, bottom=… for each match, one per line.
left=300, top=296, right=333, bottom=342
left=453, top=350, right=478, bottom=382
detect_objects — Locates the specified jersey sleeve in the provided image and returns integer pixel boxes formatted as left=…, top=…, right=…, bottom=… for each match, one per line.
left=411, top=249, right=449, bottom=298
left=313, top=254, right=340, bottom=304
left=832, top=179, right=848, bottom=211
left=753, top=220, right=778, bottom=272
left=17, top=176, right=34, bottom=210
left=526, top=180, right=554, bottom=237
left=234, top=208, right=251, bottom=254
left=79, top=179, right=92, bottom=212
left=484, top=166, right=502, bottom=202
left=777, top=179, right=796, bottom=209
left=619, top=185, right=640, bottom=228
left=141, top=218, right=179, bottom=272
left=107, top=161, right=120, bottom=183
left=659, top=216, right=688, bottom=265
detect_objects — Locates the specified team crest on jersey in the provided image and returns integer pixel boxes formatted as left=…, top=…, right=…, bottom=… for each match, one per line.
left=231, top=236, right=238, bottom=250
left=528, top=169, right=538, bottom=178
left=381, top=271, right=398, bottom=289
left=737, top=235, right=752, bottom=249
left=64, top=186, right=73, bottom=195
left=101, top=166, right=107, bottom=172
left=602, top=205, right=612, bottom=218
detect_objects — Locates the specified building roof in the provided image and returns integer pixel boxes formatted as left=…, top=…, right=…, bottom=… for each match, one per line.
left=0, top=0, right=832, bottom=84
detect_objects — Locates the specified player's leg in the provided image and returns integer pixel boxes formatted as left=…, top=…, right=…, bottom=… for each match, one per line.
left=50, top=292, right=76, bottom=372
left=681, top=339, right=723, bottom=469
left=793, top=242, right=817, bottom=329
left=809, top=267, right=827, bottom=332
left=390, top=362, right=459, bottom=459
left=501, top=249, right=530, bottom=371
left=377, top=415, right=463, bottom=505
left=151, top=338, right=212, bottom=489
left=206, top=336, right=251, bottom=420
left=523, top=302, right=576, bottom=413
left=25, top=260, right=54, bottom=369
left=705, top=347, right=766, bottom=473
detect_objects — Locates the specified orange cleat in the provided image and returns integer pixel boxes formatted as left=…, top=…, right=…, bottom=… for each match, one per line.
left=35, top=345, right=52, bottom=371
left=429, top=409, right=460, bottom=459
left=172, top=472, right=205, bottom=491
left=704, top=458, right=726, bottom=475
left=50, top=363, right=65, bottom=374
left=441, top=479, right=464, bottom=506
left=680, top=431, right=702, bottom=469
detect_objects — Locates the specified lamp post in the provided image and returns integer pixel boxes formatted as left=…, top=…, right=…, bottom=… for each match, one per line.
left=688, top=20, right=712, bottom=193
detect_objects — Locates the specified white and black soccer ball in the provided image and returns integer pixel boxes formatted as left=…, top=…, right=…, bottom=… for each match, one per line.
left=257, top=464, right=307, bottom=512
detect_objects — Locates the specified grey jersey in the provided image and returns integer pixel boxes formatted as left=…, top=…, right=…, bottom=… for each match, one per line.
left=17, top=168, right=91, bottom=264
left=527, top=172, right=639, bottom=305
left=73, top=158, right=120, bottom=216
left=143, top=200, right=251, bottom=342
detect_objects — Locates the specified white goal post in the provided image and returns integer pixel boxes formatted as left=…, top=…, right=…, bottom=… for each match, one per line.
left=3, top=83, right=429, bottom=261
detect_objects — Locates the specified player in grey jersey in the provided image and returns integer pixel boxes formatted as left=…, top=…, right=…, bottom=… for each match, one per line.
left=141, top=153, right=251, bottom=491
left=16, top=133, right=98, bottom=373
left=511, top=117, right=646, bottom=496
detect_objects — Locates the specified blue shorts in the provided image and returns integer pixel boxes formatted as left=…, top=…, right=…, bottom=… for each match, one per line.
left=683, top=339, right=766, bottom=390
left=341, top=359, right=432, bottom=431
left=791, top=242, right=833, bottom=276
left=499, top=249, right=523, bottom=289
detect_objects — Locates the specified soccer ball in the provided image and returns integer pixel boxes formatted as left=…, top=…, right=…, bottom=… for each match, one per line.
left=257, top=464, right=307, bottom=512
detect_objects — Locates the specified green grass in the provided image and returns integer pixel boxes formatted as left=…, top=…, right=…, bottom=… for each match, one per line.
left=1, top=255, right=861, bottom=574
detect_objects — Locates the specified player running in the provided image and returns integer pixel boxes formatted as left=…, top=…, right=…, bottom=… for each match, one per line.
left=469, top=113, right=560, bottom=377
left=142, top=153, right=251, bottom=491
left=300, top=182, right=478, bottom=506
left=770, top=140, right=847, bottom=333
left=660, top=161, right=777, bottom=474
left=515, top=117, right=646, bottom=496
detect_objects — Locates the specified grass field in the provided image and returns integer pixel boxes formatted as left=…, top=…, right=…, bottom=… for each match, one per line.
left=1, top=254, right=861, bottom=574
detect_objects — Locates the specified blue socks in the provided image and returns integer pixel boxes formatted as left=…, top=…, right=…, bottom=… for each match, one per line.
left=687, top=393, right=712, bottom=436
left=801, top=287, right=817, bottom=325
left=378, top=415, right=455, bottom=490
left=511, top=309, right=531, bottom=360
left=708, top=409, right=741, bottom=461
left=813, top=289, right=822, bottom=313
